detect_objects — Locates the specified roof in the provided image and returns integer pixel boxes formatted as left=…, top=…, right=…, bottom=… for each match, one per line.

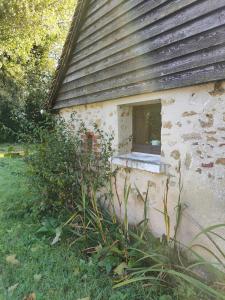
left=49, top=0, right=225, bottom=110
left=48, top=0, right=89, bottom=109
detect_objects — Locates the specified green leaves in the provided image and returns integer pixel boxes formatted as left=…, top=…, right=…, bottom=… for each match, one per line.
left=0, top=0, right=75, bottom=142
left=0, top=0, right=75, bottom=72
left=113, top=262, right=128, bottom=276
left=98, top=255, right=121, bottom=274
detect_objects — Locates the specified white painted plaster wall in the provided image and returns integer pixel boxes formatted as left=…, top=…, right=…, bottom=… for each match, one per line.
left=59, top=81, right=225, bottom=262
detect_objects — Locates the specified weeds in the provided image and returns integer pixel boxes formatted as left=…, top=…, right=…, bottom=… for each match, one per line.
left=22, top=115, right=225, bottom=300
left=174, top=161, right=184, bottom=243
left=163, top=177, right=171, bottom=244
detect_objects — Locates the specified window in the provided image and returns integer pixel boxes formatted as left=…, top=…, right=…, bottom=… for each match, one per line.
left=132, top=103, right=161, bottom=154
left=112, top=102, right=166, bottom=173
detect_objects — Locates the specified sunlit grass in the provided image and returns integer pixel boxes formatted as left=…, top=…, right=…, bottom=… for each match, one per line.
left=0, top=143, right=25, bottom=158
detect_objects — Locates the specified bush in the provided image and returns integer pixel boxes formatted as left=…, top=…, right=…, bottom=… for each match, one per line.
left=25, top=113, right=114, bottom=213
left=0, top=99, right=18, bottom=143
left=0, top=71, right=50, bottom=143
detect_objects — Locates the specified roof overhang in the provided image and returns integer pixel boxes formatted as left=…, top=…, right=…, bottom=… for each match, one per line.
left=48, top=0, right=89, bottom=110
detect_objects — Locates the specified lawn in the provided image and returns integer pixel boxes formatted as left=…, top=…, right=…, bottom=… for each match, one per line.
left=0, top=144, right=25, bottom=158
left=0, top=144, right=24, bottom=153
left=0, top=156, right=163, bottom=300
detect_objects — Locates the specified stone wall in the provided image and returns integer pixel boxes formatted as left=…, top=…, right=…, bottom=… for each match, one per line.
left=60, top=81, right=225, bottom=261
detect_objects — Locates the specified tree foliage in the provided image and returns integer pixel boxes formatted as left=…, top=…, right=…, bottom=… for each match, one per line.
left=0, top=0, right=75, bottom=77
left=0, top=0, right=76, bottom=142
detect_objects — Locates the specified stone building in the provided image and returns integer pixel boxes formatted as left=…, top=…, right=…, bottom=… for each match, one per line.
left=49, top=0, right=225, bottom=259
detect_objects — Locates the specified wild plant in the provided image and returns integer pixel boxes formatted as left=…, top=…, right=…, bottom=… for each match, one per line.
left=113, top=169, right=225, bottom=300
left=24, top=114, right=225, bottom=299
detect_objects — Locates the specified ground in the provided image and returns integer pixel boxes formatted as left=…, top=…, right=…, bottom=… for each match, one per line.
left=0, top=154, right=164, bottom=300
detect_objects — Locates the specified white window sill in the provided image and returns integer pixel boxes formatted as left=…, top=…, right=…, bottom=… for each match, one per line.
left=111, top=152, right=167, bottom=174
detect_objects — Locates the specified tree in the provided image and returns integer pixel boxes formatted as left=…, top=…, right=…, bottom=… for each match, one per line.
left=0, top=0, right=75, bottom=77
left=0, top=0, right=76, bottom=142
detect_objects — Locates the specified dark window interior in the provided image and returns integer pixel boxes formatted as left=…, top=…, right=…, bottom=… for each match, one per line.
left=132, top=103, right=161, bottom=154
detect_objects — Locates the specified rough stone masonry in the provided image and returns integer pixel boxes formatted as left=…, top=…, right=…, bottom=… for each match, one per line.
left=60, top=81, right=225, bottom=262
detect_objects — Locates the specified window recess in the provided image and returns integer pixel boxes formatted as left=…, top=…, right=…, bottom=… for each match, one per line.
left=112, top=101, right=167, bottom=173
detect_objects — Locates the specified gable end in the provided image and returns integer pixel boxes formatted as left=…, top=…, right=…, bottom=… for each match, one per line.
left=50, top=0, right=225, bottom=109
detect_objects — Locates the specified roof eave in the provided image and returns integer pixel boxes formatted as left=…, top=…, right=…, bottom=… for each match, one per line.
left=48, top=0, right=89, bottom=110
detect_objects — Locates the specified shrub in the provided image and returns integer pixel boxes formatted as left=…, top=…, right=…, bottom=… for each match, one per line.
left=0, top=99, right=18, bottom=143
left=25, top=113, right=114, bottom=213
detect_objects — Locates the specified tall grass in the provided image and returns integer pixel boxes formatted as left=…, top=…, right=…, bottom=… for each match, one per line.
left=24, top=115, right=225, bottom=299
left=113, top=173, right=225, bottom=300
left=65, top=175, right=225, bottom=299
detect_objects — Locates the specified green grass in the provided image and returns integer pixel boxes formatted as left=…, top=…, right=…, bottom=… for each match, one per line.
left=0, top=157, right=166, bottom=300
left=0, top=144, right=25, bottom=158
left=0, top=144, right=24, bottom=153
